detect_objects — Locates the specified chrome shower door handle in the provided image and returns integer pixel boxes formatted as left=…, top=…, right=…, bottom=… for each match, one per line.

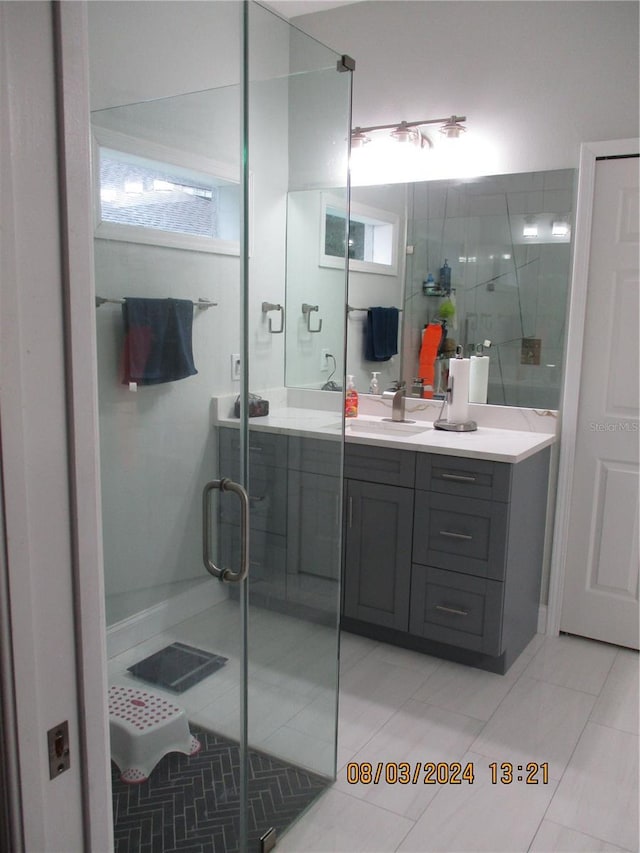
left=202, top=478, right=250, bottom=584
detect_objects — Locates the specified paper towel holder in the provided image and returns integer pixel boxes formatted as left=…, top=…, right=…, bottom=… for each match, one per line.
left=434, top=347, right=478, bottom=432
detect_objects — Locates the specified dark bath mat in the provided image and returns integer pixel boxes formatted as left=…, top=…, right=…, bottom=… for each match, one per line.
left=111, top=725, right=330, bottom=853
left=127, top=641, right=228, bottom=693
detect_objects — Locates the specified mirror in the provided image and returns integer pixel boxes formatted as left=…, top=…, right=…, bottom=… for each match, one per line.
left=285, top=183, right=406, bottom=393
left=285, top=168, right=575, bottom=409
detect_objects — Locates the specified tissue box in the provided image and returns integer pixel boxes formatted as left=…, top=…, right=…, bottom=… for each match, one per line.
left=234, top=394, right=269, bottom=418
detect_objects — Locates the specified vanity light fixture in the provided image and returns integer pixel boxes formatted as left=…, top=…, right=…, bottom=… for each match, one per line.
left=523, top=217, right=538, bottom=238
left=351, top=114, right=467, bottom=149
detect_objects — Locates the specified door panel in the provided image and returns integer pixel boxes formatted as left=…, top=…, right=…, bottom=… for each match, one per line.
left=561, top=155, right=640, bottom=648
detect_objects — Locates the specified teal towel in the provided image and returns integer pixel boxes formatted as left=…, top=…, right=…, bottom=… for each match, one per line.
left=365, top=307, right=399, bottom=361
left=122, top=298, right=197, bottom=385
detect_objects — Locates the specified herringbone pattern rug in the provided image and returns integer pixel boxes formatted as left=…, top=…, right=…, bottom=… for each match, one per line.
left=111, top=726, right=329, bottom=852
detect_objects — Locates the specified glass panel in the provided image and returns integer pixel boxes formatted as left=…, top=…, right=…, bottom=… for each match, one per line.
left=92, top=80, right=250, bottom=847
left=242, top=6, right=351, bottom=839
left=90, top=2, right=351, bottom=850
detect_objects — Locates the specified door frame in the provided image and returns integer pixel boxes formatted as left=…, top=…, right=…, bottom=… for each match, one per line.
left=54, top=2, right=114, bottom=849
left=546, top=137, right=639, bottom=638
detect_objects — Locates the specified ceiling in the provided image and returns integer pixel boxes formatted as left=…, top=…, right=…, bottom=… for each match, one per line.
left=266, top=0, right=362, bottom=19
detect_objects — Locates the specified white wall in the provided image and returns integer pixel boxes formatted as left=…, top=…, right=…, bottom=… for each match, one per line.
left=293, top=0, right=639, bottom=176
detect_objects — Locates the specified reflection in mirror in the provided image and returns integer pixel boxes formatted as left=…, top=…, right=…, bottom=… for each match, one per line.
left=320, top=194, right=399, bottom=275
left=285, top=184, right=406, bottom=392
left=403, top=170, right=575, bottom=408
left=285, top=170, right=575, bottom=409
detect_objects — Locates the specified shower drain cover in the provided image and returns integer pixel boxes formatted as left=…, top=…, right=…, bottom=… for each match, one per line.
left=127, top=641, right=228, bottom=693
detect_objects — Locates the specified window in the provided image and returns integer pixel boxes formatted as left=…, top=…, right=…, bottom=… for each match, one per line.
left=320, top=194, right=399, bottom=275
left=93, top=128, right=243, bottom=255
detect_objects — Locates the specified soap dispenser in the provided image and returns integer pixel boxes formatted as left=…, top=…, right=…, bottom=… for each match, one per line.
left=369, top=371, right=380, bottom=395
left=345, top=375, right=359, bottom=418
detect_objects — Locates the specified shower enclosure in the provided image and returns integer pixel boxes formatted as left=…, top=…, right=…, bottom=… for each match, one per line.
left=90, top=3, right=351, bottom=849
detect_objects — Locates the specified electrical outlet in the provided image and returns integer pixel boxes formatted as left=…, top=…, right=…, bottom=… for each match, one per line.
left=320, top=348, right=331, bottom=372
left=231, top=353, right=241, bottom=380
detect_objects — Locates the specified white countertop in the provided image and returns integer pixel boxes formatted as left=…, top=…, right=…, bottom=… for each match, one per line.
left=213, top=395, right=556, bottom=464
left=344, top=415, right=555, bottom=463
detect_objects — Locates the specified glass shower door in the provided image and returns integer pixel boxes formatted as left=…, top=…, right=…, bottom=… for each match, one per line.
left=91, top=2, right=351, bottom=850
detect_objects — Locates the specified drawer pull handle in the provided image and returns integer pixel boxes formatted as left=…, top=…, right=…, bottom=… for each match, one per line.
left=249, top=495, right=266, bottom=504
left=439, top=530, right=473, bottom=541
left=441, top=473, right=477, bottom=483
left=249, top=446, right=264, bottom=453
left=435, top=604, right=470, bottom=617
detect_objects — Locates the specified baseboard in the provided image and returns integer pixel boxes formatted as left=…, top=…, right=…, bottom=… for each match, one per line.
left=107, top=579, right=227, bottom=658
left=537, top=604, right=548, bottom=635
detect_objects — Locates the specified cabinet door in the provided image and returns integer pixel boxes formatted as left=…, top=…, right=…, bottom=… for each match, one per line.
left=343, top=480, right=413, bottom=631
left=287, top=470, right=341, bottom=581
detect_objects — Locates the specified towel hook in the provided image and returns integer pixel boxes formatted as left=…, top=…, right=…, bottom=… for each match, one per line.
left=261, top=301, right=284, bottom=334
left=301, top=302, right=322, bottom=333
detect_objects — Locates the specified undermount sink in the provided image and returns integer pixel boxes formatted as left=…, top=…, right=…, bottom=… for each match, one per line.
left=345, top=417, right=430, bottom=436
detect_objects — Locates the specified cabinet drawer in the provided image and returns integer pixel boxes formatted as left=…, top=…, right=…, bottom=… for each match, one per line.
left=219, top=427, right=287, bottom=469
left=288, top=435, right=341, bottom=476
left=413, top=492, right=508, bottom=580
left=409, top=565, right=503, bottom=655
left=416, top=454, right=510, bottom=502
left=344, top=443, right=415, bottom=487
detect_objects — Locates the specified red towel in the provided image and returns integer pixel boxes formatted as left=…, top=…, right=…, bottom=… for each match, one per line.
left=419, top=324, right=442, bottom=398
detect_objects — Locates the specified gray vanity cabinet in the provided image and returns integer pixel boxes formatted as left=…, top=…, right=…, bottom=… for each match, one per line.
left=342, top=442, right=551, bottom=674
left=217, top=428, right=342, bottom=617
left=409, top=449, right=550, bottom=670
left=342, top=445, right=416, bottom=631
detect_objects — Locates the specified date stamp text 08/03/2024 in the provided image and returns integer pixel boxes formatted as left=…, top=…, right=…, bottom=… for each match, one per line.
left=346, top=761, right=550, bottom=786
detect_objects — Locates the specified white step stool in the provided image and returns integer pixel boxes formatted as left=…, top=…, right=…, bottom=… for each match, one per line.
left=109, top=685, right=201, bottom=784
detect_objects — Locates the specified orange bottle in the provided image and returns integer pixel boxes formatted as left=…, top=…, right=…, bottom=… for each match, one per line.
left=345, top=374, right=359, bottom=417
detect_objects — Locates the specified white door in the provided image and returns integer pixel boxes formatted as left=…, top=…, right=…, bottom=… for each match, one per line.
left=560, top=154, right=639, bottom=649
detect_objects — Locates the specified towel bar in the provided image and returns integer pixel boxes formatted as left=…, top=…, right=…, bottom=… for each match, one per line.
left=95, top=296, right=217, bottom=310
left=347, top=304, right=403, bottom=313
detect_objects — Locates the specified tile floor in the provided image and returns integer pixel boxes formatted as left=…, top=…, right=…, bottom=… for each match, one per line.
left=108, top=601, right=639, bottom=853
left=280, top=630, right=639, bottom=853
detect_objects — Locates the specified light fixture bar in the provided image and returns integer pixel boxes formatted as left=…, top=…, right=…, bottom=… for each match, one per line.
left=352, top=114, right=466, bottom=135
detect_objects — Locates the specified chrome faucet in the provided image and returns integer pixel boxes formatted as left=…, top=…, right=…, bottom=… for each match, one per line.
left=391, top=382, right=406, bottom=422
